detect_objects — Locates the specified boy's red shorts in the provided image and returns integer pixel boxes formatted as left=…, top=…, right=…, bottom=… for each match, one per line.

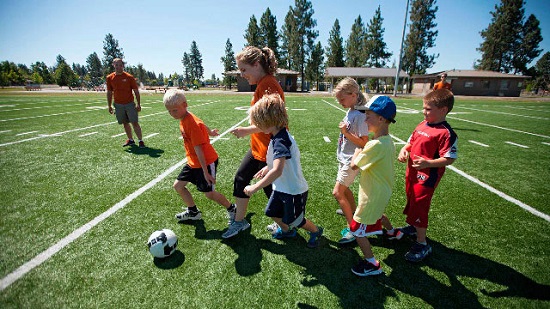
left=403, top=182, right=435, bottom=229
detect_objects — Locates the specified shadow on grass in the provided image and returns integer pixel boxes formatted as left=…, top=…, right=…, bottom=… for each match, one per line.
left=124, top=145, right=164, bottom=158
left=153, top=250, right=185, bottom=269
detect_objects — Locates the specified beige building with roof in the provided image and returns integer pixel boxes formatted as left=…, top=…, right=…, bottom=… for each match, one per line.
left=412, top=70, right=530, bottom=97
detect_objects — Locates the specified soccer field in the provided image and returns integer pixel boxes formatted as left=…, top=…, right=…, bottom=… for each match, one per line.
left=0, top=91, right=549, bottom=308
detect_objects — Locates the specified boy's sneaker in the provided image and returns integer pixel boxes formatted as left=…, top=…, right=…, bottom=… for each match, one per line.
left=272, top=227, right=297, bottom=239
left=222, top=219, right=250, bottom=239
left=307, top=226, right=324, bottom=248
left=399, top=225, right=417, bottom=236
left=364, top=219, right=383, bottom=236
left=351, top=259, right=383, bottom=277
left=138, top=140, right=146, bottom=148
left=405, top=242, right=432, bottom=262
left=386, top=229, right=404, bottom=240
left=338, top=227, right=356, bottom=244
left=123, top=139, right=135, bottom=147
left=226, top=204, right=236, bottom=225
left=175, top=209, right=202, bottom=222
left=266, top=222, right=279, bottom=234
left=336, top=208, right=344, bottom=216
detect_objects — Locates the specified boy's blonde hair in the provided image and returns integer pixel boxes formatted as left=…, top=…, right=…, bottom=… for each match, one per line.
left=163, top=89, right=187, bottom=107
left=249, top=93, right=287, bottom=129
left=333, top=77, right=367, bottom=107
left=236, top=46, right=278, bottom=75
left=424, top=89, right=454, bottom=113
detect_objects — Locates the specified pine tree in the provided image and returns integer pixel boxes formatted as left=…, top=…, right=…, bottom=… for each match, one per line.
left=86, top=52, right=103, bottom=87
left=259, top=8, right=279, bottom=61
left=513, top=14, right=543, bottom=74
left=181, top=52, right=191, bottom=85
left=189, top=41, right=204, bottom=83
left=305, top=42, right=325, bottom=90
left=244, top=15, right=262, bottom=47
left=102, top=33, right=124, bottom=75
left=402, top=0, right=439, bottom=92
left=220, top=38, right=237, bottom=89
left=280, top=9, right=297, bottom=70
left=345, top=15, right=366, bottom=67
left=291, top=0, right=318, bottom=91
left=365, top=6, right=392, bottom=68
left=325, top=19, right=345, bottom=67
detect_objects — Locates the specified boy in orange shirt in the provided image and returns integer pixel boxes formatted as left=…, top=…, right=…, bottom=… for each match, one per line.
left=163, top=89, right=236, bottom=225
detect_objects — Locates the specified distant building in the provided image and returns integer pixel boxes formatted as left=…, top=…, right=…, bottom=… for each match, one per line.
left=325, top=67, right=409, bottom=93
left=223, top=69, right=300, bottom=92
left=412, top=70, right=530, bottom=97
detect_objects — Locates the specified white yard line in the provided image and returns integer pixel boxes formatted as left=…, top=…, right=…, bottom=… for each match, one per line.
left=469, top=140, right=490, bottom=147
left=79, top=132, right=98, bottom=137
left=323, top=136, right=331, bottom=143
left=0, top=115, right=249, bottom=291
left=505, top=141, right=529, bottom=148
left=447, top=116, right=550, bottom=139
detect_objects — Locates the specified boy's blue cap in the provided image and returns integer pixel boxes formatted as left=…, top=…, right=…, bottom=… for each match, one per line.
left=358, top=95, right=396, bottom=123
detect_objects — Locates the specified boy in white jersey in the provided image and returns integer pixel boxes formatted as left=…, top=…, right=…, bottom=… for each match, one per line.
left=243, top=94, right=324, bottom=248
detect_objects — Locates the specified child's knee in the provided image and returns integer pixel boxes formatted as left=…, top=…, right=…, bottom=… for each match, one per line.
left=173, top=180, right=186, bottom=191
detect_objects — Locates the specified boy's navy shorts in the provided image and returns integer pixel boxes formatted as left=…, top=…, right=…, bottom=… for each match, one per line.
left=265, top=190, right=308, bottom=228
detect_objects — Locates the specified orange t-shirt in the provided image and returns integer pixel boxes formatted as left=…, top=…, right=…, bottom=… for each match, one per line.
left=250, top=75, right=285, bottom=161
left=106, top=72, right=138, bottom=104
left=180, top=112, right=218, bottom=168
left=433, top=81, right=452, bottom=91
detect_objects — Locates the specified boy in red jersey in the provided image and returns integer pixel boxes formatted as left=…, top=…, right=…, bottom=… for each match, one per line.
left=163, top=89, right=236, bottom=226
left=397, top=89, right=458, bottom=262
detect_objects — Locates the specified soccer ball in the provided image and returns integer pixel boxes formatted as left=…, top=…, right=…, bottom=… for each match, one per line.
left=147, top=229, right=178, bottom=258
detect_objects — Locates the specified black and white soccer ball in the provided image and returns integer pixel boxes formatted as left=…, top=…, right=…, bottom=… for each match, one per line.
left=147, top=229, right=178, bottom=258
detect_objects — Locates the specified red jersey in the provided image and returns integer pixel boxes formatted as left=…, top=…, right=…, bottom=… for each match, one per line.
left=406, top=120, right=458, bottom=188
left=250, top=75, right=285, bottom=161
left=106, top=72, right=138, bottom=104
left=179, top=112, right=218, bottom=169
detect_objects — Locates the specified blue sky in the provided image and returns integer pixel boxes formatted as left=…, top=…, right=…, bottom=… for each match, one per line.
left=0, top=0, right=548, bottom=79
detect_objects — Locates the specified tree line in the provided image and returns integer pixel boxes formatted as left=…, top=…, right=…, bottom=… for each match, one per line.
left=1, top=0, right=547, bottom=93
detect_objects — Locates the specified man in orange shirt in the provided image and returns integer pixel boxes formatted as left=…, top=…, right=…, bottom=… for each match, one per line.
left=106, top=58, right=145, bottom=148
left=432, top=73, right=452, bottom=91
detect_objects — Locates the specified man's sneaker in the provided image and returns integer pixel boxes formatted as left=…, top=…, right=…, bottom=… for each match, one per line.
left=338, top=227, right=356, bottom=244
left=364, top=219, right=383, bottom=236
left=272, top=227, right=297, bottom=239
left=226, top=204, right=236, bottom=225
left=307, top=226, right=324, bottom=248
left=351, top=259, right=383, bottom=277
left=138, top=140, right=146, bottom=148
left=399, top=225, right=417, bottom=236
left=266, top=222, right=279, bottom=234
left=336, top=208, right=344, bottom=216
left=175, top=209, right=202, bottom=222
left=405, top=242, right=432, bottom=262
left=386, top=229, right=404, bottom=240
left=123, top=139, right=135, bottom=147
left=222, top=219, right=250, bottom=239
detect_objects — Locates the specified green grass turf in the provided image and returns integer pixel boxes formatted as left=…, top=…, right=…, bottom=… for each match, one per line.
left=0, top=91, right=549, bottom=308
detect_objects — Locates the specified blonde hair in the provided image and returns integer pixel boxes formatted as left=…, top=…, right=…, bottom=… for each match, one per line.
left=249, top=93, right=287, bottom=129
left=333, top=77, right=367, bottom=107
left=163, top=89, right=187, bottom=107
left=236, top=46, right=278, bottom=75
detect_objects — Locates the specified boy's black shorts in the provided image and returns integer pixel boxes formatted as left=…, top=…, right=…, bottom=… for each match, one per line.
left=176, top=159, right=219, bottom=192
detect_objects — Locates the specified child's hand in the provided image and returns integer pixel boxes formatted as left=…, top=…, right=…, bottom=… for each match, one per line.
left=204, top=172, right=216, bottom=185
left=208, top=128, right=220, bottom=137
left=338, top=121, right=348, bottom=134
left=231, top=127, right=247, bottom=138
left=411, top=155, right=428, bottom=170
left=253, top=166, right=268, bottom=179
left=244, top=185, right=256, bottom=197
left=398, top=148, right=409, bottom=163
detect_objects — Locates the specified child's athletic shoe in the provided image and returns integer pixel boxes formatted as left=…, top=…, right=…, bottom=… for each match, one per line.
left=307, top=226, right=324, bottom=248
left=399, top=225, right=417, bottom=236
left=385, top=229, right=404, bottom=240
left=123, top=139, right=135, bottom=147
left=222, top=219, right=250, bottom=239
left=272, top=227, right=297, bottom=239
left=226, top=204, right=236, bottom=225
left=364, top=219, right=383, bottom=236
left=138, top=140, right=146, bottom=148
left=405, top=242, right=432, bottom=262
left=175, top=209, right=202, bottom=222
left=338, top=227, right=356, bottom=244
left=266, top=222, right=279, bottom=234
left=351, top=259, right=383, bottom=277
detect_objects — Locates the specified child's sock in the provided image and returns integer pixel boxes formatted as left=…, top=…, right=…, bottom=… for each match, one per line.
left=366, top=257, right=377, bottom=265
left=187, top=205, right=198, bottom=213
left=227, top=204, right=236, bottom=211
left=387, top=228, right=395, bottom=235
